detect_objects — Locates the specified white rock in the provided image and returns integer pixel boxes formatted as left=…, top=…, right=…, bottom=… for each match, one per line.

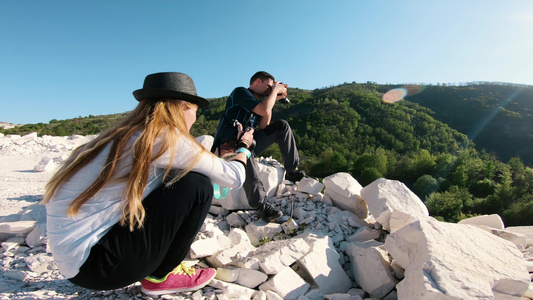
left=298, top=233, right=352, bottom=295
left=226, top=212, right=247, bottom=228
left=230, top=255, right=260, bottom=270
left=388, top=210, right=419, bottom=233
left=322, top=173, right=367, bottom=219
left=24, top=253, right=56, bottom=274
left=347, top=288, right=367, bottom=298
left=236, top=268, right=268, bottom=288
left=251, top=290, right=267, bottom=300
left=265, top=290, right=284, bottom=300
left=208, top=279, right=256, bottom=299
left=228, top=227, right=252, bottom=245
left=240, top=238, right=310, bottom=275
left=384, top=217, right=530, bottom=299
left=361, top=178, right=428, bottom=231
left=206, top=229, right=256, bottom=268
left=292, top=206, right=307, bottom=220
left=347, top=226, right=381, bottom=243
left=328, top=210, right=368, bottom=229
left=488, top=227, right=528, bottom=249
left=524, top=283, right=533, bottom=298
left=3, top=270, right=27, bottom=281
left=303, top=288, right=326, bottom=300
left=382, top=290, right=398, bottom=300
left=256, top=158, right=285, bottom=200
left=209, top=204, right=226, bottom=216
left=458, top=213, right=505, bottom=229
left=259, top=267, right=310, bottom=300
left=281, top=218, right=299, bottom=235
left=345, top=240, right=397, bottom=298
left=297, top=177, right=324, bottom=195
left=213, top=185, right=253, bottom=211
left=33, top=156, right=58, bottom=172
left=26, top=223, right=47, bottom=248
left=525, top=261, right=533, bottom=273
left=318, top=195, right=332, bottom=207
left=323, top=293, right=358, bottom=300
left=2, top=241, right=19, bottom=251
left=20, top=204, right=47, bottom=223
left=215, top=267, right=240, bottom=282
left=0, top=220, right=37, bottom=234
left=215, top=233, right=232, bottom=249
left=245, top=221, right=283, bottom=246
left=190, top=237, right=220, bottom=258
left=505, top=226, right=533, bottom=247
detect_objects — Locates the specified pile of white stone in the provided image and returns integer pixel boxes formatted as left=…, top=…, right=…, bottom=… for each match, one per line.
left=0, top=132, right=96, bottom=157
left=1, top=133, right=533, bottom=299
left=0, top=122, right=20, bottom=130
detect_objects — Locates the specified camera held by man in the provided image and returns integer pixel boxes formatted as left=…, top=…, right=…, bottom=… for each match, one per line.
left=277, top=82, right=290, bottom=104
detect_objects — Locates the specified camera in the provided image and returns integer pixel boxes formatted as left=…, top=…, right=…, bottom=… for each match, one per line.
left=277, top=82, right=290, bottom=104
left=278, top=97, right=290, bottom=104
left=232, top=119, right=255, bottom=150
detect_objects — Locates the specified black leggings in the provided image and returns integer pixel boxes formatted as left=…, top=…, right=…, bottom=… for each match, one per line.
left=68, top=172, right=213, bottom=290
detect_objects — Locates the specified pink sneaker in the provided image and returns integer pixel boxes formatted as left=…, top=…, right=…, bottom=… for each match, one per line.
left=141, top=263, right=216, bottom=296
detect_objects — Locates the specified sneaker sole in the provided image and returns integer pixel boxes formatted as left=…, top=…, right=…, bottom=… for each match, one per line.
left=141, top=272, right=216, bottom=296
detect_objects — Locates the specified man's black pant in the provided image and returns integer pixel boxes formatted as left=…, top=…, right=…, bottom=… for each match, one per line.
left=244, top=119, right=299, bottom=206
left=68, top=172, right=213, bottom=290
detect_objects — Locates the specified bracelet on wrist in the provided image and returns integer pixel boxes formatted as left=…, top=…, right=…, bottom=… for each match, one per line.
left=237, top=139, right=256, bottom=151
left=235, top=147, right=252, bottom=159
left=236, top=141, right=249, bottom=149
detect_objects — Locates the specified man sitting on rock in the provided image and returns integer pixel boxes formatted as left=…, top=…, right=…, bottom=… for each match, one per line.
left=211, top=71, right=308, bottom=222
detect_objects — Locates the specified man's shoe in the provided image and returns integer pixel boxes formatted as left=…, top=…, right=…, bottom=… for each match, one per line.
left=141, top=262, right=216, bottom=296
left=285, top=170, right=308, bottom=182
left=257, top=202, right=283, bottom=222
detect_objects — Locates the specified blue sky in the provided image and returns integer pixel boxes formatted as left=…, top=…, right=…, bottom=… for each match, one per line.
left=1, top=1, right=532, bottom=124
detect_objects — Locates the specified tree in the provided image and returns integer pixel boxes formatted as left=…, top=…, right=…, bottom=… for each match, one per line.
left=411, top=149, right=436, bottom=179
left=54, top=125, right=68, bottom=136
left=501, top=196, right=533, bottom=226
left=425, top=185, right=471, bottom=222
left=353, top=152, right=387, bottom=176
left=413, top=175, right=439, bottom=199
left=359, top=167, right=383, bottom=186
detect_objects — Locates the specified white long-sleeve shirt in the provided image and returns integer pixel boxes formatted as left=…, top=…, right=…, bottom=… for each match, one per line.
left=46, top=130, right=245, bottom=278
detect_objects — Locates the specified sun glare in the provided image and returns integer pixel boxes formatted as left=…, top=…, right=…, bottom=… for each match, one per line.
left=383, top=88, right=408, bottom=103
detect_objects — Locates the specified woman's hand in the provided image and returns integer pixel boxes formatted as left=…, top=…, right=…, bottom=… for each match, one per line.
left=237, top=123, right=255, bottom=149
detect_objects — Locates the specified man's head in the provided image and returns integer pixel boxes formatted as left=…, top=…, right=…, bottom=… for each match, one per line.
left=249, top=71, right=275, bottom=98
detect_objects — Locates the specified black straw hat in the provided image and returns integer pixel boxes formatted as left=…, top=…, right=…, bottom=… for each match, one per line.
left=133, top=72, right=209, bottom=108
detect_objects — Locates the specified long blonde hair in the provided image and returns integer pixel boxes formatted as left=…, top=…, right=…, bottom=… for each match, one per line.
left=42, top=99, right=210, bottom=231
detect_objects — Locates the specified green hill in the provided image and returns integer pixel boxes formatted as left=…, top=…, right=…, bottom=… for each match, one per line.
left=404, top=82, right=533, bottom=165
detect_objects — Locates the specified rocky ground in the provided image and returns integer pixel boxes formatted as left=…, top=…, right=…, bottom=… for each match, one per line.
left=1, top=133, right=532, bottom=300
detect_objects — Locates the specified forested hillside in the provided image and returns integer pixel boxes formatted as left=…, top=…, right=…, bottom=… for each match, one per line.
left=404, top=82, right=533, bottom=165
left=2, top=82, right=533, bottom=226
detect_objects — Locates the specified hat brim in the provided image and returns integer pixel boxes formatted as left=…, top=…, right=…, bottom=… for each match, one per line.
left=133, top=89, right=210, bottom=108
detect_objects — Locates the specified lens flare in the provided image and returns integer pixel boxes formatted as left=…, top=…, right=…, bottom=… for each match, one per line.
left=383, top=88, right=407, bottom=103
left=383, top=85, right=427, bottom=103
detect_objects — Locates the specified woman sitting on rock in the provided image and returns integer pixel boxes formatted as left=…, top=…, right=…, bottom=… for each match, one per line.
left=42, top=72, right=254, bottom=296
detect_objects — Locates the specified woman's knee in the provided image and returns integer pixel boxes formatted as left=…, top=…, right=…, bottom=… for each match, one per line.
left=179, top=172, right=212, bottom=190
left=161, top=172, right=213, bottom=205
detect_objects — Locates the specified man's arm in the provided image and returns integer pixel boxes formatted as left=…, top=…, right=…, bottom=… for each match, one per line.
left=252, top=82, right=287, bottom=129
